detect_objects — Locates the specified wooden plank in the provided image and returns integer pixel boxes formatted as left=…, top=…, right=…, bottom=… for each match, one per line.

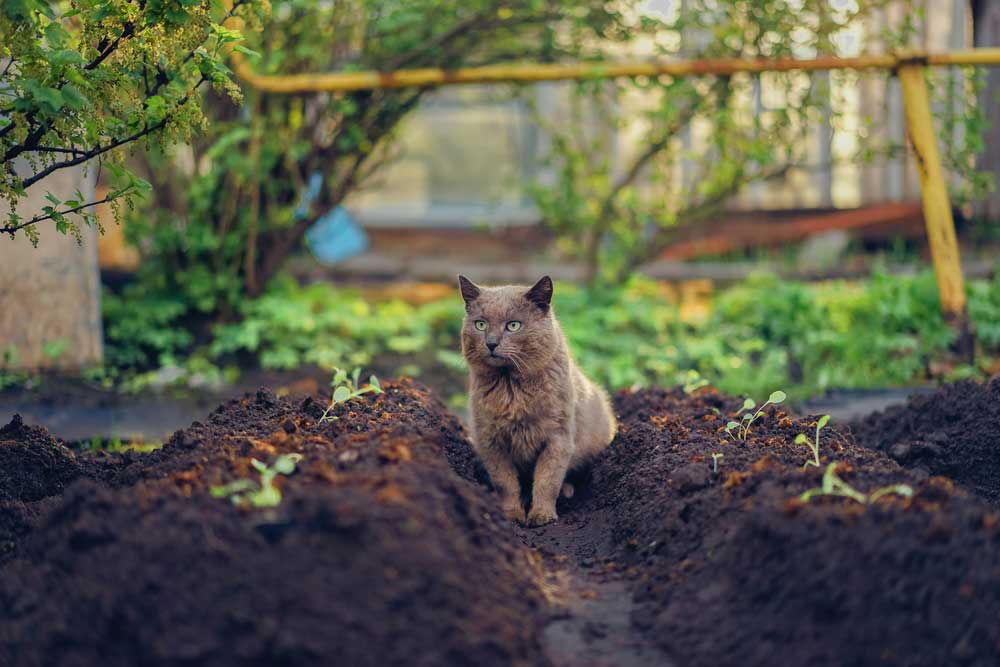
left=658, top=202, right=924, bottom=260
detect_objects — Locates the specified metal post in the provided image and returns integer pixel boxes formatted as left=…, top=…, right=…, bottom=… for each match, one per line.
left=898, top=62, right=974, bottom=358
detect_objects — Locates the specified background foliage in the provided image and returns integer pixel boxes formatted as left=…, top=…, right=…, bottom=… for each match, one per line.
left=526, top=0, right=991, bottom=283
left=99, top=270, right=1000, bottom=402
left=115, top=0, right=641, bottom=342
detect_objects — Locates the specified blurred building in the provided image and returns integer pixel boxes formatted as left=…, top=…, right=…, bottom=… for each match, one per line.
left=347, top=1, right=974, bottom=230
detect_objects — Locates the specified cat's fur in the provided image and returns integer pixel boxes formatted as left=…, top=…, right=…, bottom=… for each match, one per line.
left=458, top=275, right=616, bottom=526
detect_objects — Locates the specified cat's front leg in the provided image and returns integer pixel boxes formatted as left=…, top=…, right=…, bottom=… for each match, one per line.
left=527, top=433, right=572, bottom=526
left=478, top=444, right=525, bottom=523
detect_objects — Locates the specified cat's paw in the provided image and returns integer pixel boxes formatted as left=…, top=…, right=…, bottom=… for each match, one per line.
left=501, top=504, right=526, bottom=524
left=526, top=506, right=558, bottom=527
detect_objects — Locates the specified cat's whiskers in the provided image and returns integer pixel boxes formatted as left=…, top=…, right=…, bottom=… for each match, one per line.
left=502, top=348, right=528, bottom=375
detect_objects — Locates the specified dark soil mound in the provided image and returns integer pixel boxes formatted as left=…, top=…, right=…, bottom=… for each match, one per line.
left=588, top=387, right=1000, bottom=667
left=0, top=414, right=84, bottom=563
left=5, top=378, right=1000, bottom=667
left=852, top=378, right=1000, bottom=506
left=0, top=380, right=551, bottom=667
left=0, top=414, right=81, bottom=502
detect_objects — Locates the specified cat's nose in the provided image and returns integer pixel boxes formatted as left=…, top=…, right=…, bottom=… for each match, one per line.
left=486, top=341, right=498, bottom=353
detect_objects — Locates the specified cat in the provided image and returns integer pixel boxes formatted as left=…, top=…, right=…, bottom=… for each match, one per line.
left=458, top=274, right=616, bottom=526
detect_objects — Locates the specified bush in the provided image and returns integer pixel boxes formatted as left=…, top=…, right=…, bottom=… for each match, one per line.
left=97, top=270, right=1000, bottom=400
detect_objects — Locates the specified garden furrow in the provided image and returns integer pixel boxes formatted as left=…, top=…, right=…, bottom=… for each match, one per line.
left=1, top=379, right=999, bottom=666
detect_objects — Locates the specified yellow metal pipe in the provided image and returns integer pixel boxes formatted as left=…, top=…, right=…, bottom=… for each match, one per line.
left=898, top=64, right=973, bottom=354
left=228, top=49, right=1000, bottom=94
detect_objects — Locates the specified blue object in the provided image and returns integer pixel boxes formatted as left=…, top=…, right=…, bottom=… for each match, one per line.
left=295, top=172, right=324, bottom=219
left=306, top=205, right=368, bottom=265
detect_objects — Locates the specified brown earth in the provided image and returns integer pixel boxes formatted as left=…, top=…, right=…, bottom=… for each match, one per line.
left=852, top=377, right=1000, bottom=507
left=1, top=379, right=999, bottom=666
left=582, top=387, right=1000, bottom=667
left=0, top=381, right=551, bottom=667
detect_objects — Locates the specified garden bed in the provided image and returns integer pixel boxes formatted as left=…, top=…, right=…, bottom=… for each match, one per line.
left=1, top=379, right=998, bottom=666
left=852, top=378, right=1000, bottom=507
left=0, top=381, right=549, bottom=667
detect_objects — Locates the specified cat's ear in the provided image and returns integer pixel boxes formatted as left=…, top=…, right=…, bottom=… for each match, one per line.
left=524, top=275, right=553, bottom=312
left=458, top=275, right=481, bottom=308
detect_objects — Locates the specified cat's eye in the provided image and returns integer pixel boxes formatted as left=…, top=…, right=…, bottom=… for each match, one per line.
left=474, top=320, right=487, bottom=331
left=506, top=321, right=522, bottom=332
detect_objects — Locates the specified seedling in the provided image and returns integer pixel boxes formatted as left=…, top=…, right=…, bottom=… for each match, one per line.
left=710, top=452, right=724, bottom=473
left=211, top=453, right=303, bottom=508
left=320, top=367, right=383, bottom=422
left=800, top=463, right=913, bottom=505
left=682, top=370, right=710, bottom=395
left=725, top=390, right=786, bottom=441
left=794, top=414, right=830, bottom=468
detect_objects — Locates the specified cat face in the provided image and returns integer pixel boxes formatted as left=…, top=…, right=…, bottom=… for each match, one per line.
left=458, top=275, right=555, bottom=372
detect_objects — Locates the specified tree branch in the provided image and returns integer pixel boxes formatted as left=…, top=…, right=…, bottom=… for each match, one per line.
left=582, top=88, right=705, bottom=281
left=15, top=72, right=207, bottom=191
left=0, top=192, right=116, bottom=237
left=18, top=119, right=167, bottom=190
left=84, top=22, right=135, bottom=71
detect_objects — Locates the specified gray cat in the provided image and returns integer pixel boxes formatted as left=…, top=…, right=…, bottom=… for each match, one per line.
left=458, top=275, right=617, bottom=526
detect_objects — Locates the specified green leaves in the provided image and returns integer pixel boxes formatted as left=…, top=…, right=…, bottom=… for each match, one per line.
left=320, top=368, right=385, bottom=422
left=800, top=463, right=913, bottom=505
left=25, top=80, right=65, bottom=113
left=726, top=389, right=787, bottom=441
left=211, top=453, right=303, bottom=508
left=1, top=0, right=263, bottom=241
left=796, top=414, right=830, bottom=468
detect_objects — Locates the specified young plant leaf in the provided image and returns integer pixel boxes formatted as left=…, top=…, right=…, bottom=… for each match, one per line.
left=869, top=484, right=914, bottom=503
left=272, top=453, right=301, bottom=475
left=249, top=485, right=282, bottom=508
left=768, top=390, right=786, bottom=404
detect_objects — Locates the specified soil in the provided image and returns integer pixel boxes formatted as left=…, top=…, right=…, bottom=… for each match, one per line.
left=2, top=379, right=999, bottom=666
left=852, top=377, right=1000, bottom=507
left=0, top=381, right=550, bottom=667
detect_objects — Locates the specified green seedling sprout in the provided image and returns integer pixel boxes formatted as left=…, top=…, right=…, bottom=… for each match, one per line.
left=795, top=414, right=830, bottom=468
left=710, top=452, right=724, bottom=473
left=320, top=367, right=384, bottom=422
left=682, top=370, right=710, bottom=395
left=800, top=463, right=914, bottom=505
left=725, top=391, right=786, bottom=441
left=211, top=453, right=303, bottom=508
